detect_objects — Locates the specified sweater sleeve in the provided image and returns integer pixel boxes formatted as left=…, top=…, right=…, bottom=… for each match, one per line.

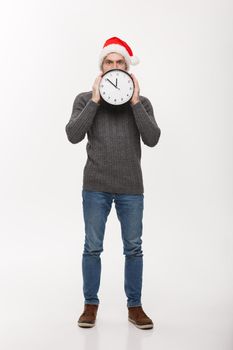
left=65, top=93, right=100, bottom=144
left=131, top=97, right=161, bottom=147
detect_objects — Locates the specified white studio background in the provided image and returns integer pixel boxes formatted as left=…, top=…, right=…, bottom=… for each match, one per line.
left=0, top=0, right=232, bottom=349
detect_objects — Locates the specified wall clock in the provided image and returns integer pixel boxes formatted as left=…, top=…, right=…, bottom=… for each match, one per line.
left=99, top=69, right=135, bottom=105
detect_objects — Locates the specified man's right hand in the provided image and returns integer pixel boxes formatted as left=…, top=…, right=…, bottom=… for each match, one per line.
left=91, top=73, right=103, bottom=104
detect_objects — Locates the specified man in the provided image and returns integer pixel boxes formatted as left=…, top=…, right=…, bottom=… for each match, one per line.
left=65, top=37, right=161, bottom=329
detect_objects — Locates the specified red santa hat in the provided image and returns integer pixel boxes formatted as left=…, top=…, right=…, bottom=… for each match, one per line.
left=99, top=36, right=140, bottom=70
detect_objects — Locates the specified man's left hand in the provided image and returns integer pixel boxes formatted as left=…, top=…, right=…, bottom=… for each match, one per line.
left=130, top=73, right=140, bottom=105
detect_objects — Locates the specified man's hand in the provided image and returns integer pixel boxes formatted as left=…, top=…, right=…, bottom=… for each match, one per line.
left=91, top=72, right=103, bottom=104
left=130, top=73, right=140, bottom=105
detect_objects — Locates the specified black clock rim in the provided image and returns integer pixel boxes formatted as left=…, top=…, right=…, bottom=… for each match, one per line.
left=99, top=68, right=134, bottom=105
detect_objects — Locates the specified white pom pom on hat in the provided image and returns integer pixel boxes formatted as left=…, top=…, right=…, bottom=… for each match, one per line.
left=99, top=36, right=140, bottom=70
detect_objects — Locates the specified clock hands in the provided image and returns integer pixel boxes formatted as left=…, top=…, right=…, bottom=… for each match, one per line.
left=106, top=78, right=120, bottom=90
left=106, top=78, right=116, bottom=88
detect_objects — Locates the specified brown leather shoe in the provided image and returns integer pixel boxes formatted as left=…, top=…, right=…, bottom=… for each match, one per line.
left=78, top=304, right=99, bottom=328
left=128, top=306, right=154, bottom=329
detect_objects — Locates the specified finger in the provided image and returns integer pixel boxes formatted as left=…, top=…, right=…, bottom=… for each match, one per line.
left=132, top=74, right=138, bottom=83
left=96, top=75, right=102, bottom=83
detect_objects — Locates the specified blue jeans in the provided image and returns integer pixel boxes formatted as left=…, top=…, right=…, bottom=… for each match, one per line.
left=81, top=190, right=144, bottom=307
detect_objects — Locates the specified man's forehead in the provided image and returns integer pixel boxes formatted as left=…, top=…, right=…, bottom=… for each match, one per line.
left=104, top=53, right=125, bottom=60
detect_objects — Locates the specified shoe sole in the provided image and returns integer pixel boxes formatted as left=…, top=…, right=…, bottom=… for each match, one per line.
left=78, top=321, right=95, bottom=328
left=128, top=317, right=153, bottom=329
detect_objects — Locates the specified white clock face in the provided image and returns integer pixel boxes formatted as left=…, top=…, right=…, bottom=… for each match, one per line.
left=99, top=69, right=134, bottom=105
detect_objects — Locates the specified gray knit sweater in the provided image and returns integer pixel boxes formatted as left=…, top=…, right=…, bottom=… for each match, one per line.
left=65, top=91, right=161, bottom=194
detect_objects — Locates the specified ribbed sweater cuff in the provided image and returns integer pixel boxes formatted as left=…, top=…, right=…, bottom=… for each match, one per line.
left=89, top=99, right=101, bottom=108
left=131, top=101, right=153, bottom=127
left=131, top=100, right=145, bottom=114
left=74, top=98, right=99, bottom=126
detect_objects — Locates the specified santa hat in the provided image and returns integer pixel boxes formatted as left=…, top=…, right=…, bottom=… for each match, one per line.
left=99, top=36, right=139, bottom=70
